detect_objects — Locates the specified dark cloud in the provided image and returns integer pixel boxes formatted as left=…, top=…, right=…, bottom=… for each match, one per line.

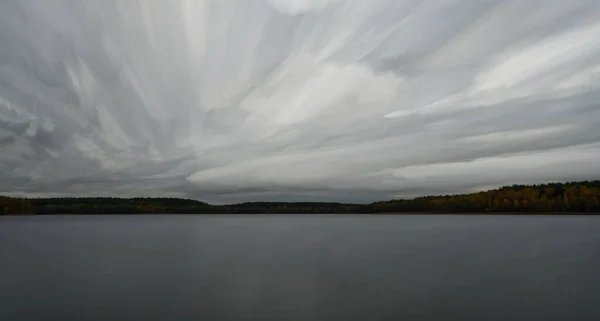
left=1, top=0, right=600, bottom=204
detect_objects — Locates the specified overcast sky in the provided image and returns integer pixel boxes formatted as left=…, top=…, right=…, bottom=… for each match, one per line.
left=1, top=0, right=600, bottom=204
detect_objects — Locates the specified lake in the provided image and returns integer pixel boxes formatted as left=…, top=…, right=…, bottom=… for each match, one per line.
left=1, top=215, right=600, bottom=320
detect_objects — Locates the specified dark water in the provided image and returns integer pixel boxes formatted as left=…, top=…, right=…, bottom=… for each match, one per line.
left=1, top=215, right=600, bottom=321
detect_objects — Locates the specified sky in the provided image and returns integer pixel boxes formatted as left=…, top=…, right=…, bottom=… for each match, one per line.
left=1, top=0, right=600, bottom=204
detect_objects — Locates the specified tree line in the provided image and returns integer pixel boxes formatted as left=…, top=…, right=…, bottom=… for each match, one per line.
left=1, top=181, right=599, bottom=215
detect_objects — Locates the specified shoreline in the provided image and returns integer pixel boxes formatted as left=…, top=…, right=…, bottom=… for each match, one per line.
left=2, top=212, right=599, bottom=216
left=376, top=212, right=599, bottom=215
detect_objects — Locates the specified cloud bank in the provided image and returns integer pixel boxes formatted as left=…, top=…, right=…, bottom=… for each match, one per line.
left=1, top=0, right=600, bottom=204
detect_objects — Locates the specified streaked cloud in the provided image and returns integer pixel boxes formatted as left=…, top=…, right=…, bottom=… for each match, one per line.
left=1, top=0, right=599, bottom=203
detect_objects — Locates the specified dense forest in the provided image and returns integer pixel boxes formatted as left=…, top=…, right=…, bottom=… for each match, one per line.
left=1, top=181, right=599, bottom=215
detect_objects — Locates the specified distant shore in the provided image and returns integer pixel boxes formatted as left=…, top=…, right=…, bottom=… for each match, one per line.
left=2, top=180, right=600, bottom=215
left=1, top=210, right=599, bottom=216
left=332, top=211, right=599, bottom=215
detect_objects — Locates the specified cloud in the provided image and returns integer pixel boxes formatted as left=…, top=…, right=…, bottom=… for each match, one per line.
left=265, top=0, right=346, bottom=15
left=1, top=0, right=599, bottom=204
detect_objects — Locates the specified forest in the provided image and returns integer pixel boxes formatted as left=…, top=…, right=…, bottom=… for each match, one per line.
left=1, top=181, right=599, bottom=215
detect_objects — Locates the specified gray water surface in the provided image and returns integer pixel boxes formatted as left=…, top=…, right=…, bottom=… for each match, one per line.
left=1, top=215, right=600, bottom=320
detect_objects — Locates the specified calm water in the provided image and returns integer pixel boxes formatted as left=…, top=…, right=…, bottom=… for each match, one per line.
left=1, top=215, right=600, bottom=321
